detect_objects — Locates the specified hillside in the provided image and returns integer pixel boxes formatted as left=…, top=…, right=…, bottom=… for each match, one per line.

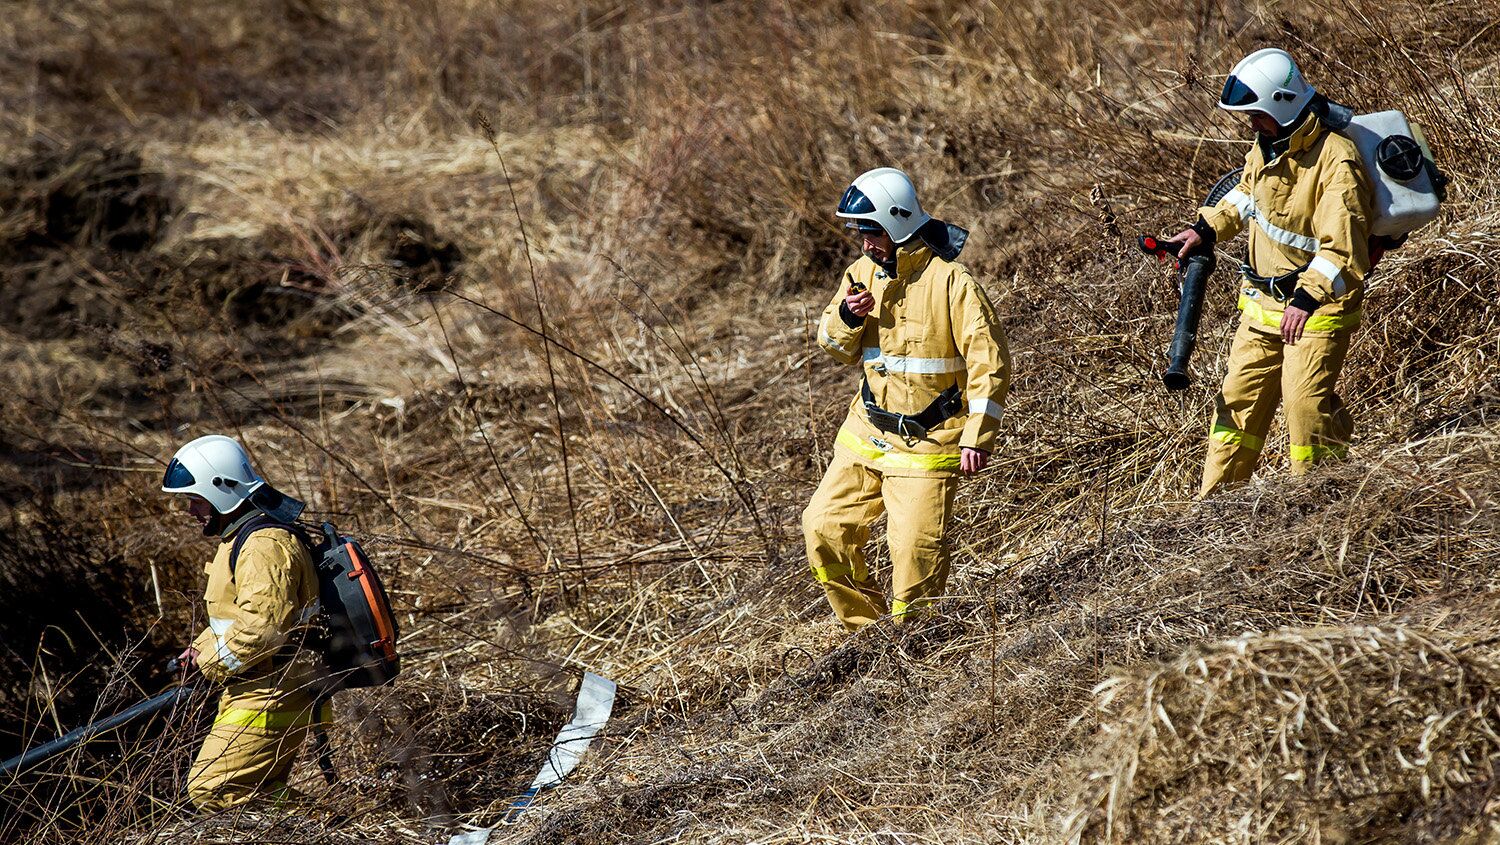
left=1, top=1, right=1499, bottom=843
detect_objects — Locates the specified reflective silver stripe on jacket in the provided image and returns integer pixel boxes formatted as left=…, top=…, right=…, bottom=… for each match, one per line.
left=1223, top=189, right=1321, bottom=253
left=1255, top=215, right=1320, bottom=253
left=968, top=398, right=1004, bottom=421
left=1222, top=189, right=1255, bottom=222
left=1227, top=188, right=1352, bottom=299
left=1307, top=255, right=1348, bottom=297
left=819, top=325, right=856, bottom=354
left=862, top=347, right=966, bottom=374
left=208, top=617, right=244, bottom=672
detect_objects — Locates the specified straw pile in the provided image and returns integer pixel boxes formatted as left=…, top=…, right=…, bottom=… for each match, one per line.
left=1058, top=626, right=1500, bottom=845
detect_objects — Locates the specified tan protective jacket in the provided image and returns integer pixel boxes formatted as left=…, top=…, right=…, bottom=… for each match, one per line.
left=815, top=243, right=1011, bottom=477
left=1199, top=116, right=1373, bottom=336
left=191, top=525, right=321, bottom=711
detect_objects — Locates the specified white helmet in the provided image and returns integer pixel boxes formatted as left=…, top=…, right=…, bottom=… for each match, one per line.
left=1218, top=48, right=1315, bottom=128
left=836, top=167, right=932, bottom=244
left=161, top=434, right=264, bottom=514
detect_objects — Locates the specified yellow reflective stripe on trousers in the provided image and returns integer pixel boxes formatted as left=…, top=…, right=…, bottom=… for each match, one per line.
left=891, top=598, right=933, bottom=617
left=214, top=702, right=327, bottom=731
left=1290, top=443, right=1348, bottom=463
left=1238, top=294, right=1360, bottom=332
left=1211, top=423, right=1264, bottom=452
left=809, top=561, right=851, bottom=584
left=835, top=429, right=961, bottom=472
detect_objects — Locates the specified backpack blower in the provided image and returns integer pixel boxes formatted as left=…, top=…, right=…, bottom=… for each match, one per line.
left=1140, top=97, right=1449, bottom=392
left=1, top=518, right=400, bottom=782
left=1138, top=170, right=1237, bottom=391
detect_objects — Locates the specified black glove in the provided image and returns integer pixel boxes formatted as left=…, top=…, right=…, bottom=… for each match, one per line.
left=1189, top=217, right=1217, bottom=250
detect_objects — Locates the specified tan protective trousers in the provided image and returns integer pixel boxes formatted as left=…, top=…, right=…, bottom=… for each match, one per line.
left=802, top=448, right=958, bottom=630
left=1201, top=321, right=1354, bottom=496
left=187, top=692, right=328, bottom=812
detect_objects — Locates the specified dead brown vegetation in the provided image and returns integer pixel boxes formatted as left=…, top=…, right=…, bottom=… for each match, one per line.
left=1, top=0, right=1498, bottom=843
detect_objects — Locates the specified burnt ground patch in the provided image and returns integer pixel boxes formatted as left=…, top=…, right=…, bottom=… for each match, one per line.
left=0, top=143, right=347, bottom=349
left=375, top=215, right=465, bottom=294
left=330, top=681, right=570, bottom=823
left=0, top=510, right=181, bottom=758
left=0, top=143, right=465, bottom=352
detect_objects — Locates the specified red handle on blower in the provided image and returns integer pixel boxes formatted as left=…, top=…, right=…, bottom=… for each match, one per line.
left=1137, top=235, right=1182, bottom=264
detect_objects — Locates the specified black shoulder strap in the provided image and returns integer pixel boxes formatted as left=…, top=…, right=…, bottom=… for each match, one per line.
left=228, top=515, right=308, bottom=578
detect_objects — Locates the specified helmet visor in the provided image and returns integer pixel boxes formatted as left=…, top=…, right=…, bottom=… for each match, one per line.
left=162, top=458, right=196, bottom=490
left=837, top=185, right=876, bottom=215
left=1219, top=75, right=1260, bottom=108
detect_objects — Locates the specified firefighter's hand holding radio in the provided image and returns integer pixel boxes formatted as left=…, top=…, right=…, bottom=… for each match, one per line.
left=844, top=282, right=874, bottom=317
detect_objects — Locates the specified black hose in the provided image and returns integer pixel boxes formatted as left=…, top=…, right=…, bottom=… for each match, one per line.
left=1162, top=252, right=1215, bottom=391
left=1157, top=168, right=1239, bottom=390
left=1, top=684, right=198, bottom=778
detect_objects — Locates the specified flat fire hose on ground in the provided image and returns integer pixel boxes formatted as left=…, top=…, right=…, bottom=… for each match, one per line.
left=446, top=672, right=617, bottom=844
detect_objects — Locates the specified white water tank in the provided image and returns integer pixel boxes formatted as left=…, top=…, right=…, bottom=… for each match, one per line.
left=1341, top=110, right=1442, bottom=237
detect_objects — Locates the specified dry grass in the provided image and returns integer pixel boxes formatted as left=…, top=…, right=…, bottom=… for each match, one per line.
left=0, top=0, right=1498, bottom=842
left=1059, top=624, right=1500, bottom=844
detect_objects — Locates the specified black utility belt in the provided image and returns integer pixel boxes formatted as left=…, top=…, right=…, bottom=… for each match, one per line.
left=861, top=380, right=964, bottom=439
left=1240, top=259, right=1311, bottom=302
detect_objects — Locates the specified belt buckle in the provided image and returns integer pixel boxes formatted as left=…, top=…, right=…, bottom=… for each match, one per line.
left=896, top=415, right=927, bottom=439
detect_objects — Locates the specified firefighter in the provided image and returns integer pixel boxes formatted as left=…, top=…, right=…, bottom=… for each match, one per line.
left=803, top=167, right=1011, bottom=629
left=1165, top=48, right=1373, bottom=495
left=161, top=434, right=326, bottom=812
